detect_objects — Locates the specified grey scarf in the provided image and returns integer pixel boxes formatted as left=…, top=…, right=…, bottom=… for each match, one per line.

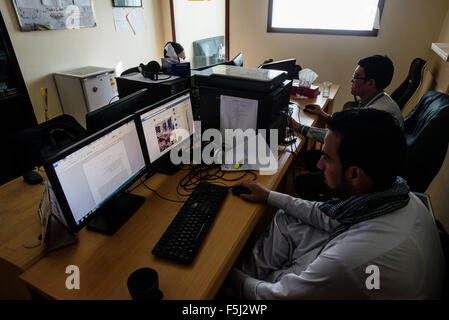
left=317, top=176, right=410, bottom=253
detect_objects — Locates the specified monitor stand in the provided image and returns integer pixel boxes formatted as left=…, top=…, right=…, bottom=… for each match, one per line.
left=152, top=160, right=184, bottom=175
left=86, top=192, right=145, bottom=235
left=151, top=150, right=186, bottom=175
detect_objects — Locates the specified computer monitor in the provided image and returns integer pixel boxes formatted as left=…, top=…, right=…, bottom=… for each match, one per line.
left=137, top=90, right=194, bottom=174
left=44, top=115, right=148, bottom=234
left=86, top=88, right=151, bottom=134
left=259, top=58, right=296, bottom=80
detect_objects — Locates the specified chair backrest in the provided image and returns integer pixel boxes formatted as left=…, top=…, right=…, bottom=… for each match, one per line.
left=402, top=91, right=449, bottom=192
left=391, top=58, right=427, bottom=110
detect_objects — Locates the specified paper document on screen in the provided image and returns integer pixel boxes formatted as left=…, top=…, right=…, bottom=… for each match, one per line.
left=220, top=95, right=258, bottom=137
left=82, top=141, right=132, bottom=205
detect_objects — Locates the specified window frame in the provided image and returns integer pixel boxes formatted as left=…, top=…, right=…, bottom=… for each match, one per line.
left=267, top=0, right=385, bottom=37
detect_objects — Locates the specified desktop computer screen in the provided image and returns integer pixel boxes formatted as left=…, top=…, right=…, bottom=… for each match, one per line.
left=86, top=88, right=151, bottom=134
left=44, top=115, right=147, bottom=234
left=259, top=58, right=296, bottom=80
left=138, top=90, right=194, bottom=171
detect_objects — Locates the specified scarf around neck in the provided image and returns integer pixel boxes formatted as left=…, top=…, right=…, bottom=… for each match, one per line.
left=318, top=176, right=410, bottom=245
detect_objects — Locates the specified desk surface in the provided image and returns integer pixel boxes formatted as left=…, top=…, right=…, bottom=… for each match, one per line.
left=10, top=85, right=339, bottom=300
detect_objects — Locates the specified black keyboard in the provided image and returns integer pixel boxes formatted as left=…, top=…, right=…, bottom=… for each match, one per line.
left=152, top=182, right=229, bottom=264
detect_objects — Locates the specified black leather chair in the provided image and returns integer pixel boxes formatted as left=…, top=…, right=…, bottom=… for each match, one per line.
left=401, top=91, right=449, bottom=192
left=391, top=58, right=427, bottom=110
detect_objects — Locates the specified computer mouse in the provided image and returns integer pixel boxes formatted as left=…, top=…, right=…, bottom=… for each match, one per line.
left=232, top=186, right=252, bottom=196
left=305, top=104, right=317, bottom=111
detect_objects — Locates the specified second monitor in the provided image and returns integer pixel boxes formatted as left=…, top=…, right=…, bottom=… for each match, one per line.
left=137, top=90, right=195, bottom=174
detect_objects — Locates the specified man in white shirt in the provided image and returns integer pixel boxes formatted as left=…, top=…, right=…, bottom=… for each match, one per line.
left=223, top=108, right=445, bottom=299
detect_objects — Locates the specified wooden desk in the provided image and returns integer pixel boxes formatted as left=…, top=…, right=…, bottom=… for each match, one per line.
left=0, top=173, right=46, bottom=299
left=9, top=86, right=339, bottom=300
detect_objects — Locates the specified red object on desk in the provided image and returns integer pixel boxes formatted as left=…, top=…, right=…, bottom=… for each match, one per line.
left=291, top=83, right=320, bottom=98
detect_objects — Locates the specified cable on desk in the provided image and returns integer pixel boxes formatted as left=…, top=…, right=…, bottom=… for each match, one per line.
left=176, top=164, right=257, bottom=197
left=143, top=182, right=185, bottom=203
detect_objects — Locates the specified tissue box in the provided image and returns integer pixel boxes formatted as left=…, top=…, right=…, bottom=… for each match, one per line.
left=161, top=58, right=191, bottom=76
left=291, top=82, right=319, bottom=98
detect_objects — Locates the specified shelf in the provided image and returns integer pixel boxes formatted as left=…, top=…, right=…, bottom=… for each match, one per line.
left=431, top=43, right=449, bottom=62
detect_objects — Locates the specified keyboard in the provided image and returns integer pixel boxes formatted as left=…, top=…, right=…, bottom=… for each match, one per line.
left=152, top=182, right=229, bottom=264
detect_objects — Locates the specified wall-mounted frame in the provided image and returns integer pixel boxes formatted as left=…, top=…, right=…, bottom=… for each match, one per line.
left=113, top=0, right=142, bottom=7
left=12, top=0, right=97, bottom=32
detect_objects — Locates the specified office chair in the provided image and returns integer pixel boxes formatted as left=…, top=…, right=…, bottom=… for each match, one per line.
left=401, top=90, right=449, bottom=193
left=391, top=58, right=427, bottom=110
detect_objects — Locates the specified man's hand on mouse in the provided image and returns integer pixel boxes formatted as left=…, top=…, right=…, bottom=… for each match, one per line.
left=304, top=104, right=330, bottom=120
left=235, top=180, right=270, bottom=203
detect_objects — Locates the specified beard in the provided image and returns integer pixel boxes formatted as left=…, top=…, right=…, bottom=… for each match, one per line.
left=324, top=172, right=351, bottom=199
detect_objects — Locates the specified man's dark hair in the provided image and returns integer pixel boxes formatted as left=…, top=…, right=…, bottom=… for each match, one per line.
left=358, top=55, right=394, bottom=91
left=326, top=108, right=406, bottom=189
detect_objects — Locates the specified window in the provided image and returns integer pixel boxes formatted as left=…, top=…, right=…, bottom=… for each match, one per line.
left=267, top=0, right=385, bottom=36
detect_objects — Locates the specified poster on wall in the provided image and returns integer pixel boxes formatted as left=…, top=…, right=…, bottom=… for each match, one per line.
left=12, top=0, right=97, bottom=31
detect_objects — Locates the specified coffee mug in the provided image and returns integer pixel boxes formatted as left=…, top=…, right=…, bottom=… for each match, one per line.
left=127, top=268, right=163, bottom=300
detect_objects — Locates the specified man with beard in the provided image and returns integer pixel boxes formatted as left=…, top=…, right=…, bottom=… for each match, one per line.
left=223, top=108, right=445, bottom=299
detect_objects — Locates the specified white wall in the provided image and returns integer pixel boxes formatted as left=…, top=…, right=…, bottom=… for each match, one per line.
left=229, top=0, right=449, bottom=111
left=173, top=0, right=225, bottom=60
left=0, top=0, right=165, bottom=123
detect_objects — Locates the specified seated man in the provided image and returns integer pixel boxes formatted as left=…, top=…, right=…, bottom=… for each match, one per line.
left=223, top=108, right=445, bottom=299
left=292, top=55, right=403, bottom=200
left=292, top=54, right=403, bottom=143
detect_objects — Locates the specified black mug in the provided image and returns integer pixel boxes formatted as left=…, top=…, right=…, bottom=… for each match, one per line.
left=127, top=268, right=163, bottom=300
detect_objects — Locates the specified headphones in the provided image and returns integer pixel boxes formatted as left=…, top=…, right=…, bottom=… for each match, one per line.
left=138, top=61, right=161, bottom=81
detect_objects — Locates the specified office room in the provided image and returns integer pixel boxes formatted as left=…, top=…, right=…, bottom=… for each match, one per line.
left=1, top=0, right=449, bottom=306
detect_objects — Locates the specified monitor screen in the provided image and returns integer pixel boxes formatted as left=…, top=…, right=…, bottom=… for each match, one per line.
left=45, top=116, right=146, bottom=232
left=259, top=58, right=296, bottom=80
left=139, top=91, right=194, bottom=164
left=86, top=88, right=150, bottom=134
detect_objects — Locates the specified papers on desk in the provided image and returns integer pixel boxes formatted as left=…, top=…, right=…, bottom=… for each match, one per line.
left=121, top=72, right=179, bottom=83
left=220, top=132, right=278, bottom=175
